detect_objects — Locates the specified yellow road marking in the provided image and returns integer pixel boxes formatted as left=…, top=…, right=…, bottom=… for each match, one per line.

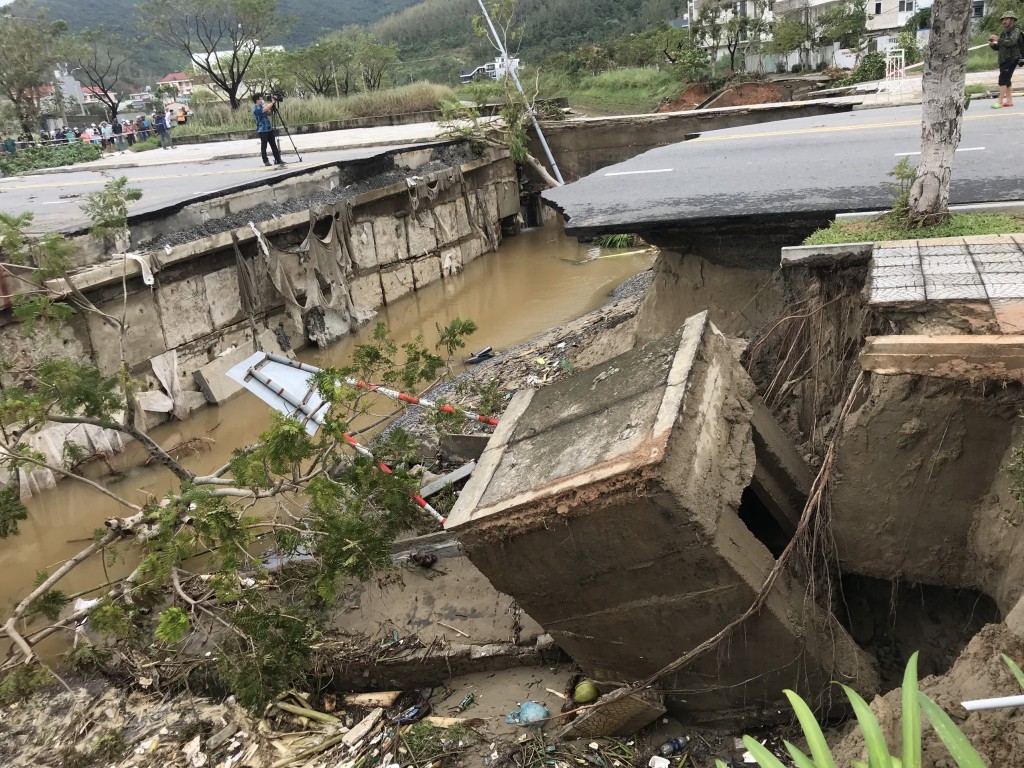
left=687, top=111, right=1023, bottom=144
left=0, top=162, right=309, bottom=192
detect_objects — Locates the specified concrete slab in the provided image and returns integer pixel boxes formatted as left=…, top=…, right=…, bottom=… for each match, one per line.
left=447, top=312, right=876, bottom=723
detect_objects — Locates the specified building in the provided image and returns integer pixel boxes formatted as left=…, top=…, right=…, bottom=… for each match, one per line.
left=157, top=72, right=195, bottom=101
left=80, top=85, right=114, bottom=105
left=459, top=55, right=521, bottom=84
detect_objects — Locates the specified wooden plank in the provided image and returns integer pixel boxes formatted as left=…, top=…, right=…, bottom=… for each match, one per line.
left=342, top=691, right=402, bottom=708
left=861, top=334, right=1024, bottom=380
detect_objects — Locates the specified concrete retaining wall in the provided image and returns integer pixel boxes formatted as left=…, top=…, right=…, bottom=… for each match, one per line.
left=1, top=148, right=520, bottom=416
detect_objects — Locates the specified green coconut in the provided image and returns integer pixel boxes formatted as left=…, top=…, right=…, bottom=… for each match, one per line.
left=573, top=680, right=599, bottom=704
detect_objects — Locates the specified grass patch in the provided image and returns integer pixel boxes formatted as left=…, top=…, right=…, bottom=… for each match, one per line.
left=804, top=212, right=1024, bottom=245
left=174, top=82, right=456, bottom=140
left=0, top=142, right=101, bottom=174
left=567, top=67, right=681, bottom=115
left=128, top=137, right=160, bottom=152
left=967, top=34, right=999, bottom=73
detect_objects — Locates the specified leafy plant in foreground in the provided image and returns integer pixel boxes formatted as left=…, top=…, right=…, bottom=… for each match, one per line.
left=717, top=653, right=987, bottom=768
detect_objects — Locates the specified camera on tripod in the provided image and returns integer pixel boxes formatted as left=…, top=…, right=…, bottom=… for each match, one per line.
left=271, top=92, right=285, bottom=106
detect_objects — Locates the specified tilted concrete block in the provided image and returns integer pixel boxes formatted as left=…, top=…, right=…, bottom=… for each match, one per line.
left=447, top=312, right=877, bottom=724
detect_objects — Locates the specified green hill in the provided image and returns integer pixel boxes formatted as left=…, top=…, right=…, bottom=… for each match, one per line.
left=373, top=0, right=684, bottom=82
left=9, top=0, right=423, bottom=76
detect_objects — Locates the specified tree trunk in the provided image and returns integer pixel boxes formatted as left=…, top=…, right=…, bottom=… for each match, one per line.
left=906, top=0, right=972, bottom=225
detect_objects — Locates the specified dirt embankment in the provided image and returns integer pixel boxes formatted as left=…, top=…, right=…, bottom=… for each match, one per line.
left=657, top=82, right=789, bottom=113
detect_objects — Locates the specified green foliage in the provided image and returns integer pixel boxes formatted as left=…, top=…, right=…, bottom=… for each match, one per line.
left=128, top=137, right=160, bottom=153
left=217, top=604, right=312, bottom=709
left=64, top=641, right=112, bottom=675
left=471, top=377, right=504, bottom=416
left=436, top=316, right=479, bottom=359
left=894, top=30, right=923, bottom=65
left=1002, top=653, right=1024, bottom=690
left=87, top=598, right=136, bottom=640
left=0, top=483, right=29, bottom=539
left=25, top=571, right=70, bottom=622
left=154, top=607, right=191, bottom=644
left=835, top=51, right=888, bottom=86
left=79, top=175, right=142, bottom=240
left=0, top=664, right=51, bottom=705
left=0, top=142, right=101, bottom=175
left=887, top=156, right=917, bottom=221
left=816, top=0, right=868, bottom=50
left=804, top=212, right=1024, bottom=245
left=0, top=11, right=67, bottom=133
left=594, top=233, right=641, bottom=248
left=715, top=653, right=985, bottom=768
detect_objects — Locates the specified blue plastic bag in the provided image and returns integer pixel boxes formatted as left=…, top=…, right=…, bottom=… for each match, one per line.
left=505, top=700, right=549, bottom=726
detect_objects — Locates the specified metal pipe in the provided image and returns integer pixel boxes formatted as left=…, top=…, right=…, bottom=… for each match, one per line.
left=474, top=0, right=564, bottom=185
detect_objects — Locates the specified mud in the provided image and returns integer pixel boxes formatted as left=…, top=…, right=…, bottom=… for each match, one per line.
left=831, top=623, right=1024, bottom=766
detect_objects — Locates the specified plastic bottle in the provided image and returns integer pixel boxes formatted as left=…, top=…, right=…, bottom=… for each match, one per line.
left=659, top=737, right=691, bottom=757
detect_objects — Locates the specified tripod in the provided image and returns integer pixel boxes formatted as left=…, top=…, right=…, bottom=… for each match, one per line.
left=270, top=103, right=302, bottom=163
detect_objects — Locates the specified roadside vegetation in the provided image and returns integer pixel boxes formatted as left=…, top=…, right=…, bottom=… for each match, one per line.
left=0, top=142, right=101, bottom=175
left=172, top=83, right=456, bottom=139
left=804, top=212, right=1024, bottom=245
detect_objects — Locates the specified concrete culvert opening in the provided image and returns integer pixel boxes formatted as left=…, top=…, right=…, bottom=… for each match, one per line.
left=837, top=574, right=1001, bottom=689
left=737, top=485, right=793, bottom=558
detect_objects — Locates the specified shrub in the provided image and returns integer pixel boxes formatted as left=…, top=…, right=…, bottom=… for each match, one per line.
left=0, top=142, right=101, bottom=175
left=835, top=50, right=886, bottom=86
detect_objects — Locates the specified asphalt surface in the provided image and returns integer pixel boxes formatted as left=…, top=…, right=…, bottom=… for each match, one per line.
left=0, top=144, right=422, bottom=233
left=543, top=104, right=1024, bottom=234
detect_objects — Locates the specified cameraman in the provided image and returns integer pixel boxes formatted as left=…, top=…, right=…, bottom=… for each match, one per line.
left=252, top=93, right=285, bottom=167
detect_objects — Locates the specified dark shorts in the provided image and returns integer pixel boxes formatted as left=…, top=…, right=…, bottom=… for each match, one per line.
left=999, top=60, right=1017, bottom=87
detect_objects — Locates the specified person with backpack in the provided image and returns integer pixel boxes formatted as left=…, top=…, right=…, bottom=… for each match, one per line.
left=153, top=111, right=173, bottom=149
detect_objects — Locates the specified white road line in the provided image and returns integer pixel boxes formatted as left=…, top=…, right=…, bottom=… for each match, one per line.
left=604, top=168, right=674, bottom=176
left=41, top=200, right=72, bottom=205
left=894, top=147, right=985, bottom=156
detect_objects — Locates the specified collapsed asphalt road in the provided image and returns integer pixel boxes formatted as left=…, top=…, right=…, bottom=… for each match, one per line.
left=543, top=104, right=1024, bottom=235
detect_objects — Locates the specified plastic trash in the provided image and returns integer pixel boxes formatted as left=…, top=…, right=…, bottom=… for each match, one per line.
left=506, top=701, right=549, bottom=726
left=659, top=737, right=691, bottom=756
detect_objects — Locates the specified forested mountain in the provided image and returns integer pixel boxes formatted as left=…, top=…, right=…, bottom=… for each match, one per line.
left=373, top=0, right=687, bottom=68
left=9, top=0, right=423, bottom=75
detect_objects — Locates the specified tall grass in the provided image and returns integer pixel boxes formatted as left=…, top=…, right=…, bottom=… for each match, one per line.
left=172, top=82, right=457, bottom=138
left=568, top=67, right=681, bottom=115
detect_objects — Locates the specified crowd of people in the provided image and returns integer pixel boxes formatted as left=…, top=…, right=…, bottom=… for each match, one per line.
left=2, top=107, right=190, bottom=155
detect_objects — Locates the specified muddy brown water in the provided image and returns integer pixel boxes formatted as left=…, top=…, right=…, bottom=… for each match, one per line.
left=3, top=224, right=653, bottom=655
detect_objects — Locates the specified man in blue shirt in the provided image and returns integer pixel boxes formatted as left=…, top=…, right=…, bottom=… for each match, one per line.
left=252, top=93, right=285, bottom=167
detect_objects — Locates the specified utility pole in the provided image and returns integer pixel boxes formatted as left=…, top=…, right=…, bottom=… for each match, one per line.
left=474, top=0, right=564, bottom=185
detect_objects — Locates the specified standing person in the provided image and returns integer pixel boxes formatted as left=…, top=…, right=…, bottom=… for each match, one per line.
left=153, top=111, right=173, bottom=149
left=124, top=120, right=135, bottom=147
left=112, top=119, right=124, bottom=150
left=990, top=11, right=1024, bottom=108
left=252, top=93, right=285, bottom=167
left=177, top=107, right=187, bottom=125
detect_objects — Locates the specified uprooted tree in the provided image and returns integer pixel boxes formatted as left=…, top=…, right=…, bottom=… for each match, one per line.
left=0, top=180, right=479, bottom=707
